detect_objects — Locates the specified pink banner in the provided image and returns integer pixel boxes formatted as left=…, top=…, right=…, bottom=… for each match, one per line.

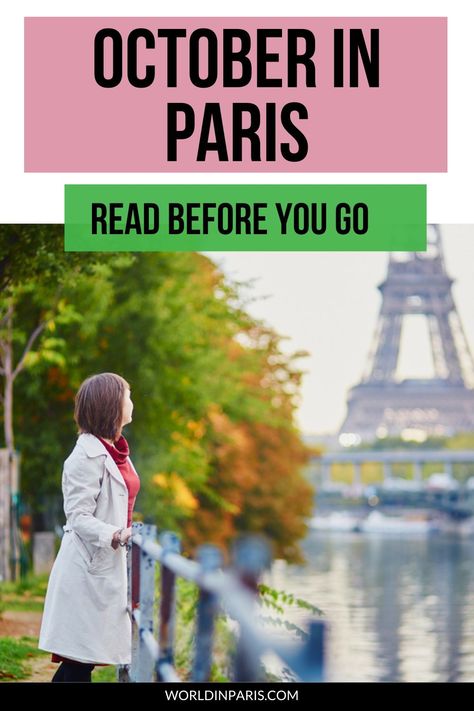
left=24, top=17, right=447, bottom=172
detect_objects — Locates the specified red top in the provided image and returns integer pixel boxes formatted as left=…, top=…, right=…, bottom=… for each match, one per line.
left=98, top=434, right=140, bottom=527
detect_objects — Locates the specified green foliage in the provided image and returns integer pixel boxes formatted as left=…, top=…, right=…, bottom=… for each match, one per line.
left=152, top=571, right=232, bottom=681
left=93, top=665, right=118, bottom=683
left=0, top=225, right=74, bottom=290
left=0, top=575, right=49, bottom=613
left=1, top=574, right=49, bottom=598
left=0, top=636, right=43, bottom=681
left=166, top=577, right=320, bottom=681
left=259, top=584, right=323, bottom=617
left=258, top=583, right=323, bottom=640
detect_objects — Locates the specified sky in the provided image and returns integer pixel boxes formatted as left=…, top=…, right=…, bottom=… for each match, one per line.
left=204, top=225, right=474, bottom=435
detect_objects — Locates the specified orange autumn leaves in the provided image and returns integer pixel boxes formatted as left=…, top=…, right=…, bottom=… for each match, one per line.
left=152, top=472, right=199, bottom=512
left=150, top=400, right=313, bottom=563
left=181, top=405, right=313, bottom=564
left=144, top=263, right=314, bottom=562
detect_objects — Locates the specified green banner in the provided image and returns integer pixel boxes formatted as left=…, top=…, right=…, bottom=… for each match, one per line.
left=65, top=184, right=426, bottom=252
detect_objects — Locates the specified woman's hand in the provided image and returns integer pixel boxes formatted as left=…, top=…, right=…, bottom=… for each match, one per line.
left=120, top=527, right=132, bottom=546
left=111, top=526, right=133, bottom=549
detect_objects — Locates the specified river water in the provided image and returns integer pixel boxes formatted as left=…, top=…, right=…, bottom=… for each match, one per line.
left=266, top=529, right=474, bottom=682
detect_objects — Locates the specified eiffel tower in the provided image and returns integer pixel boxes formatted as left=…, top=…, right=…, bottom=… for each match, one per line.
left=339, top=225, right=474, bottom=442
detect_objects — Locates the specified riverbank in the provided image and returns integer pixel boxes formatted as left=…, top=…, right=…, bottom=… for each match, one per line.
left=0, top=576, right=117, bottom=682
left=0, top=573, right=231, bottom=683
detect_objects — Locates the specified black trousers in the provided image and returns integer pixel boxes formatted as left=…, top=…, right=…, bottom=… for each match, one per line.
left=51, top=661, right=96, bottom=683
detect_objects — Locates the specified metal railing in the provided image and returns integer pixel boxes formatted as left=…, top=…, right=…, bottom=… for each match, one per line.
left=118, top=522, right=325, bottom=683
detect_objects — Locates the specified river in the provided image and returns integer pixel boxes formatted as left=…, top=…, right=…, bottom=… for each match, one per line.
left=265, top=529, right=474, bottom=682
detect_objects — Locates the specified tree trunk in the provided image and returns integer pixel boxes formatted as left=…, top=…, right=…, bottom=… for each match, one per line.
left=2, top=309, right=18, bottom=580
left=4, top=334, right=14, bottom=453
left=1, top=303, right=49, bottom=580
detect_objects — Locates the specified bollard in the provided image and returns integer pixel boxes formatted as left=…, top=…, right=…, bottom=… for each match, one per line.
left=232, top=535, right=272, bottom=682
left=157, top=531, right=181, bottom=681
left=191, top=544, right=223, bottom=681
left=32, top=532, right=55, bottom=575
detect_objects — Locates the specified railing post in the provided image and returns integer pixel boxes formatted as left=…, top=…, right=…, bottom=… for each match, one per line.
left=157, top=531, right=181, bottom=681
left=191, top=544, right=223, bottom=681
left=120, top=526, right=327, bottom=684
left=133, top=523, right=157, bottom=682
left=130, top=521, right=143, bottom=680
left=301, top=620, right=326, bottom=682
left=118, top=521, right=143, bottom=682
left=232, top=535, right=272, bottom=682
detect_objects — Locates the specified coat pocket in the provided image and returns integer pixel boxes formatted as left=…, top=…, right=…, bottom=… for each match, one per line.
left=71, top=530, right=115, bottom=574
left=71, top=530, right=94, bottom=566
left=87, top=545, right=118, bottom=575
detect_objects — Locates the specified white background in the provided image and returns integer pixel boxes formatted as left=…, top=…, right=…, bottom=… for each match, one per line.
left=1, top=2, right=473, bottom=434
left=1, top=1, right=472, bottom=223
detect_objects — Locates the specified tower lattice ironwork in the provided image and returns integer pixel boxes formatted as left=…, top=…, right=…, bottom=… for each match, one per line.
left=340, top=226, right=474, bottom=442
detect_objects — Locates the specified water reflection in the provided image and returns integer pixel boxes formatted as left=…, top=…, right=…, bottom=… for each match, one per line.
left=266, top=531, right=474, bottom=682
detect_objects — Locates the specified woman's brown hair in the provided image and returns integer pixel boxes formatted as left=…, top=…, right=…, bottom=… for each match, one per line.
left=74, top=373, right=130, bottom=441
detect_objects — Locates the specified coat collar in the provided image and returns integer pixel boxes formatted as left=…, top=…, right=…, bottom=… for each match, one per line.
left=77, top=433, right=127, bottom=490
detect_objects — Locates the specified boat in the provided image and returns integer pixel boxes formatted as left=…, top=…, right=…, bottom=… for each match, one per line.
left=310, top=509, right=440, bottom=534
left=359, top=510, right=436, bottom=534
left=309, top=512, right=361, bottom=532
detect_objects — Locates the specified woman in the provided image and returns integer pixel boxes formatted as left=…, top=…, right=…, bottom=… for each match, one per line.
left=38, top=372, right=141, bottom=683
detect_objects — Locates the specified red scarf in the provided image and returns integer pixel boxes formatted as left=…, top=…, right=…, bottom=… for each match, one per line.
left=98, top=434, right=140, bottom=527
left=99, top=434, right=130, bottom=464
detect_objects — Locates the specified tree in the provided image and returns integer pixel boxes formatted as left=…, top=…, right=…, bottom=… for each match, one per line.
left=0, top=226, right=121, bottom=452
left=0, top=225, right=126, bottom=577
left=8, top=245, right=313, bottom=563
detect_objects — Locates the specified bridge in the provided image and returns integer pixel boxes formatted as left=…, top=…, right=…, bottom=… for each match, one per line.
left=311, top=449, right=474, bottom=519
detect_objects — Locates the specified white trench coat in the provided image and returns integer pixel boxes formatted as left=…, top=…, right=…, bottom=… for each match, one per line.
left=38, top=433, right=138, bottom=665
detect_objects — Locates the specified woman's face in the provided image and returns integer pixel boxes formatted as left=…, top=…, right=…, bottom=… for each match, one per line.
left=121, top=388, right=134, bottom=426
